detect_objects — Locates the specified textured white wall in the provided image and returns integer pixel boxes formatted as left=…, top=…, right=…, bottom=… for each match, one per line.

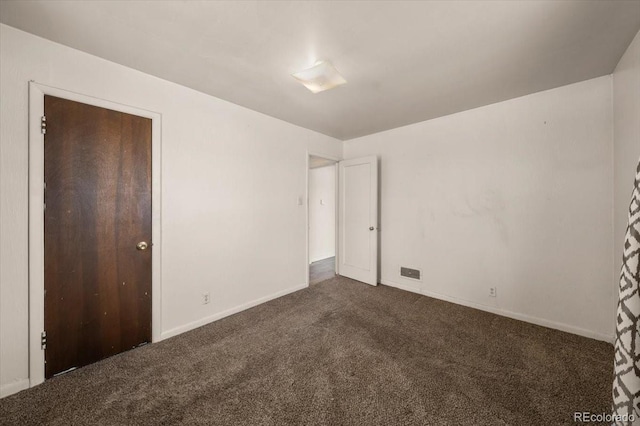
left=309, top=166, right=336, bottom=263
left=344, top=77, right=614, bottom=341
left=613, top=30, right=640, bottom=288
left=0, top=24, right=342, bottom=396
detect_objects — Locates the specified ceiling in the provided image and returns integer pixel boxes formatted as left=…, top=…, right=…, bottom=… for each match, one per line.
left=1, top=1, right=639, bottom=140
left=309, top=156, right=336, bottom=169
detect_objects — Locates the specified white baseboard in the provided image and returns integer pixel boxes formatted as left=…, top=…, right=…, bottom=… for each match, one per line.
left=0, top=379, right=30, bottom=399
left=310, top=254, right=336, bottom=264
left=1, top=284, right=308, bottom=399
left=380, top=279, right=614, bottom=344
left=380, top=279, right=421, bottom=294
left=160, top=283, right=308, bottom=341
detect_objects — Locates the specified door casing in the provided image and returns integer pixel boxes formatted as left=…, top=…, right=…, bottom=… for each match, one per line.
left=28, top=81, right=162, bottom=388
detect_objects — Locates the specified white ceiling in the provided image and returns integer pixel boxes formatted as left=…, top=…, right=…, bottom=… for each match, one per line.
left=1, top=1, right=639, bottom=140
left=309, top=156, right=336, bottom=169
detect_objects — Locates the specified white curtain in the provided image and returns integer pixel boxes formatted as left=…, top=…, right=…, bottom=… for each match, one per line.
left=613, top=160, right=640, bottom=425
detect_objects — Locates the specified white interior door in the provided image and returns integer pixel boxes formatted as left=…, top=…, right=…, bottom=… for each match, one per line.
left=338, top=156, right=378, bottom=285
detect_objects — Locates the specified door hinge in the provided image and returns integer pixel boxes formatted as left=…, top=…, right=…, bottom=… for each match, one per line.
left=41, top=331, right=47, bottom=350
left=41, top=116, right=46, bottom=134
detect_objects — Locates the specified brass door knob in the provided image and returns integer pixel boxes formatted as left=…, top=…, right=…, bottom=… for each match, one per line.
left=136, top=241, right=148, bottom=251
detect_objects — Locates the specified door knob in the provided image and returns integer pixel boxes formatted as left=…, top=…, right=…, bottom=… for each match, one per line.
left=369, top=227, right=375, bottom=231
left=136, top=241, right=148, bottom=251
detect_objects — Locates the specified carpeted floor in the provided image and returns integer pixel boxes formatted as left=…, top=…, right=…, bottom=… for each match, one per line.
left=0, top=276, right=613, bottom=425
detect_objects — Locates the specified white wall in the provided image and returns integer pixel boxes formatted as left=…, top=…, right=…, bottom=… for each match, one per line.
left=613, top=30, right=640, bottom=287
left=309, top=165, right=336, bottom=263
left=0, top=21, right=630, bottom=399
left=0, top=24, right=342, bottom=397
left=344, top=76, right=614, bottom=342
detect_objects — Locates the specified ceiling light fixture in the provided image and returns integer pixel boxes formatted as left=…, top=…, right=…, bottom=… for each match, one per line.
left=292, top=61, right=346, bottom=94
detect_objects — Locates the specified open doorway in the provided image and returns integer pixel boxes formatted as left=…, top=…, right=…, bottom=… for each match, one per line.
left=308, top=155, right=338, bottom=285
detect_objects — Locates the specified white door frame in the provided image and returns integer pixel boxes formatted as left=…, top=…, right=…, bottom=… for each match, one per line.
left=28, top=81, right=163, bottom=387
left=306, top=152, right=340, bottom=286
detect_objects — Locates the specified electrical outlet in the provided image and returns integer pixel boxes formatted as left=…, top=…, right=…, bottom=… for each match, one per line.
left=489, top=287, right=497, bottom=297
left=202, top=292, right=210, bottom=305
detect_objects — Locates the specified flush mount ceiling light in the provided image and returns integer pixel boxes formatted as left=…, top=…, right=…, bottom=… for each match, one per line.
left=292, top=61, right=346, bottom=94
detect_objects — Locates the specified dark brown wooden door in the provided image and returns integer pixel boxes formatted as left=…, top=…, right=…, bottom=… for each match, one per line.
left=44, top=96, right=152, bottom=378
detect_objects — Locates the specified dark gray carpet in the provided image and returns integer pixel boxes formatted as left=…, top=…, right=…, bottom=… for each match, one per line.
left=0, top=276, right=613, bottom=425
